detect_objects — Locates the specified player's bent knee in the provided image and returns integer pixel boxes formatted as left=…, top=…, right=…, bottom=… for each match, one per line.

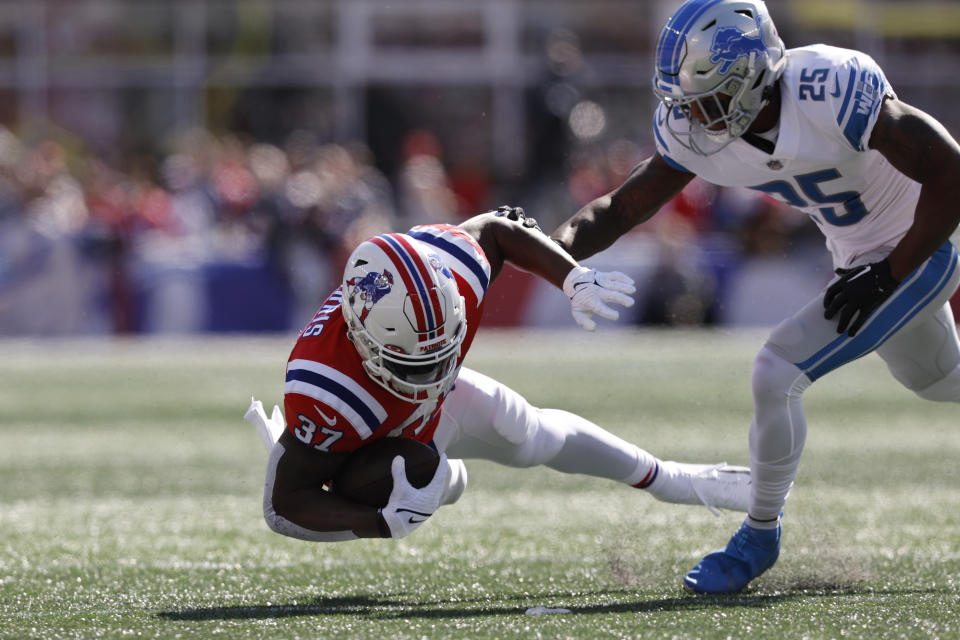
left=914, top=363, right=960, bottom=402
left=262, top=480, right=300, bottom=536
left=263, top=494, right=358, bottom=542
left=262, top=443, right=287, bottom=535
left=751, top=348, right=790, bottom=398
left=751, top=347, right=808, bottom=401
left=263, top=481, right=310, bottom=537
left=263, top=497, right=286, bottom=535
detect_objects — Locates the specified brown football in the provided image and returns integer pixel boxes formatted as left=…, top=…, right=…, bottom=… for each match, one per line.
left=331, top=437, right=440, bottom=508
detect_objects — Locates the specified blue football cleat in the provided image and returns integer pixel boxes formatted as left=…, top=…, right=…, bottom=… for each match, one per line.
left=683, top=520, right=781, bottom=594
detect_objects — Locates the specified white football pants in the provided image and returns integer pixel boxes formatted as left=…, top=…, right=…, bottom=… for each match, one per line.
left=434, top=367, right=656, bottom=484
left=749, top=241, right=960, bottom=526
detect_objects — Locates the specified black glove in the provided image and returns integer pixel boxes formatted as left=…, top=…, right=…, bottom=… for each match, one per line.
left=823, top=258, right=899, bottom=337
left=494, top=205, right=541, bottom=232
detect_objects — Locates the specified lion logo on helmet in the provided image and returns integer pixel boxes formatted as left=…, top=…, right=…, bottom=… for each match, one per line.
left=710, top=19, right=768, bottom=75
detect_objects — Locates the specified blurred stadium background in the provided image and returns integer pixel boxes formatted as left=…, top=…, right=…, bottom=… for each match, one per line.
left=3, top=0, right=960, bottom=336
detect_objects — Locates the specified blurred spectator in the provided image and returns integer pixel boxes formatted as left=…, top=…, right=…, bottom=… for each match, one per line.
left=0, top=114, right=829, bottom=336
left=397, top=129, right=459, bottom=225
left=634, top=179, right=718, bottom=326
left=0, top=125, right=399, bottom=335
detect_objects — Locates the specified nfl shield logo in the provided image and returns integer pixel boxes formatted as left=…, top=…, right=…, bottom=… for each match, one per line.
left=766, top=159, right=784, bottom=170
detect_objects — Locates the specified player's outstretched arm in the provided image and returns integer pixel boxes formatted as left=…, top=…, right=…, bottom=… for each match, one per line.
left=458, top=207, right=636, bottom=330
left=458, top=206, right=573, bottom=287
left=870, top=97, right=960, bottom=280
left=550, top=152, right=694, bottom=261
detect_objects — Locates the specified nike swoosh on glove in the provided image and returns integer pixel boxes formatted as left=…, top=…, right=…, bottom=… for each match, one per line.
left=562, top=266, right=636, bottom=331
left=823, top=258, right=899, bottom=336
left=378, top=453, right=451, bottom=539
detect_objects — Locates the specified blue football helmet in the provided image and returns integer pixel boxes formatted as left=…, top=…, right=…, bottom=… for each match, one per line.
left=652, top=0, right=786, bottom=156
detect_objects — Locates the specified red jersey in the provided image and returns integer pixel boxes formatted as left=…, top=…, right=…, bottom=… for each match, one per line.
left=284, top=224, right=491, bottom=453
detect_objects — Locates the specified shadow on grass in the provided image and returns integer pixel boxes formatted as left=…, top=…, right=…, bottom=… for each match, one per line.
left=158, top=594, right=420, bottom=621
left=157, top=590, right=612, bottom=621
left=157, top=584, right=945, bottom=622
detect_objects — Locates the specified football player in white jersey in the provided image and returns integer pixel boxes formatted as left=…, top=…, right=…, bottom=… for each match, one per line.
left=551, top=0, right=960, bottom=594
left=245, top=207, right=752, bottom=544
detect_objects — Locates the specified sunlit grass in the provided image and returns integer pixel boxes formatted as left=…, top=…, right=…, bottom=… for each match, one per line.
left=1, top=331, right=958, bottom=639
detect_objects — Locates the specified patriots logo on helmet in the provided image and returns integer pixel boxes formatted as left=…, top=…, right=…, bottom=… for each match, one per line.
left=347, top=270, right=395, bottom=322
left=710, top=19, right=767, bottom=75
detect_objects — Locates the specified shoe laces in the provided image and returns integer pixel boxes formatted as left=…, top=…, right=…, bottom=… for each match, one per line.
left=690, top=463, right=727, bottom=517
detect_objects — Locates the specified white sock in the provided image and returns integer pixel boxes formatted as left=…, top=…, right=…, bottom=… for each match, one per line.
left=642, top=460, right=703, bottom=504
left=625, top=459, right=662, bottom=489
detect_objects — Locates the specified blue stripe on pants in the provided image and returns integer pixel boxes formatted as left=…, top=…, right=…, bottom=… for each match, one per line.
left=795, top=242, right=959, bottom=381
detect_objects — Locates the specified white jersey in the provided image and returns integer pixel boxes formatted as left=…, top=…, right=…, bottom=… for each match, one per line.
left=654, top=44, right=920, bottom=269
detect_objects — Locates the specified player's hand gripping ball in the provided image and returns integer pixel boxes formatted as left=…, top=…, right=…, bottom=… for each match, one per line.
left=331, top=437, right=440, bottom=508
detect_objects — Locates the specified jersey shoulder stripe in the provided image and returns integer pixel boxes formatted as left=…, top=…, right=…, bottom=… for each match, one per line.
left=840, top=66, right=886, bottom=151
left=834, top=66, right=858, bottom=131
left=790, top=45, right=893, bottom=152
left=285, top=359, right=387, bottom=438
left=407, top=225, right=490, bottom=301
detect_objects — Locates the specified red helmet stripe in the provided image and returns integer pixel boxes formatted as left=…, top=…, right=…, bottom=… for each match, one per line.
left=391, top=233, right=447, bottom=338
left=370, top=235, right=430, bottom=337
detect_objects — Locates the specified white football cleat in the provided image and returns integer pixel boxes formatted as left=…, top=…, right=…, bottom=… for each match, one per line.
left=650, top=461, right=752, bottom=515
left=687, top=463, right=752, bottom=516
left=244, top=397, right=287, bottom=451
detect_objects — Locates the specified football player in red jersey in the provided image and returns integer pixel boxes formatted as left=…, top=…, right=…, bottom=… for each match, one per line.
left=246, top=207, right=751, bottom=542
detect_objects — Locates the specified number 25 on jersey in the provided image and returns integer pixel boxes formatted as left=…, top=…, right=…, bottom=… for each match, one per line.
left=751, top=168, right=868, bottom=227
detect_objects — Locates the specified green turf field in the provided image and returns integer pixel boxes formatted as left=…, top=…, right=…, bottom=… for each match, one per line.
left=1, top=330, right=958, bottom=639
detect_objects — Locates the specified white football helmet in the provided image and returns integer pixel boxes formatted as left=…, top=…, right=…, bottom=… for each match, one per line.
left=652, top=0, right=786, bottom=155
left=342, top=233, right=467, bottom=403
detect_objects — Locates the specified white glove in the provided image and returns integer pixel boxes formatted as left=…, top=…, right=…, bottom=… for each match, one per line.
left=378, top=453, right=451, bottom=539
left=562, top=266, right=636, bottom=331
left=244, top=396, right=286, bottom=451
